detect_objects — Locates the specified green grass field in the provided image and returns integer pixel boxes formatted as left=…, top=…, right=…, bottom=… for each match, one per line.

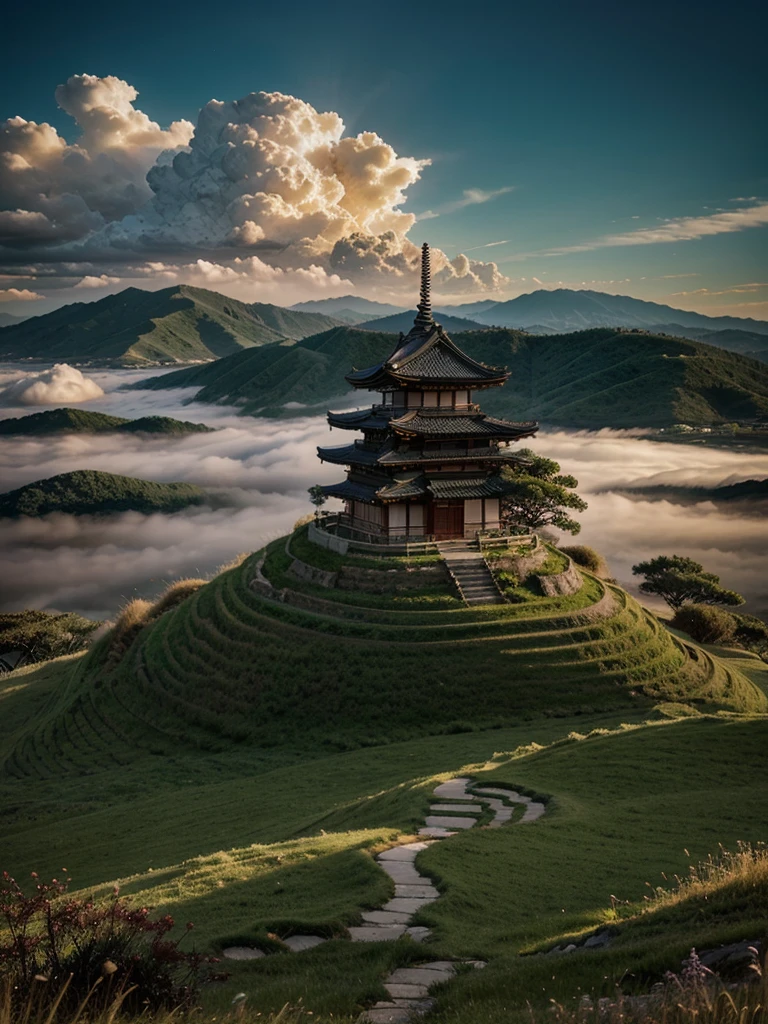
left=2, top=530, right=766, bottom=1022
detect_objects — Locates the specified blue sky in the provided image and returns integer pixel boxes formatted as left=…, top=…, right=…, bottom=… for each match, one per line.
left=2, top=0, right=766, bottom=317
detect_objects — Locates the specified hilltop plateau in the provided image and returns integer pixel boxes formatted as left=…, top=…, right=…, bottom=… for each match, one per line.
left=0, top=469, right=207, bottom=518
left=137, top=324, right=768, bottom=428
left=0, top=407, right=212, bottom=436
left=0, top=286, right=345, bottom=366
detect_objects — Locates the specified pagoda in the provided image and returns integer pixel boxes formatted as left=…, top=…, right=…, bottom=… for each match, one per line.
left=317, top=243, right=538, bottom=541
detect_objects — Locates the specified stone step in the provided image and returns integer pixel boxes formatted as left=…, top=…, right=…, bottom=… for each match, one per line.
left=349, top=924, right=407, bottom=942
left=424, top=814, right=476, bottom=829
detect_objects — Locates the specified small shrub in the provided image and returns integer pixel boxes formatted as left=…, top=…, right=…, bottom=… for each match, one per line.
left=0, top=872, right=222, bottom=1016
left=560, top=544, right=604, bottom=573
left=149, top=578, right=206, bottom=617
left=672, top=604, right=737, bottom=644
left=107, top=599, right=152, bottom=665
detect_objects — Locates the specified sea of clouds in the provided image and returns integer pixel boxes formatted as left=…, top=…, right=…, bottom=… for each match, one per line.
left=0, top=364, right=766, bottom=620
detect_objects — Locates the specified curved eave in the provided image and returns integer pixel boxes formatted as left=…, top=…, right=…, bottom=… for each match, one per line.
left=317, top=443, right=381, bottom=468
left=327, top=407, right=392, bottom=431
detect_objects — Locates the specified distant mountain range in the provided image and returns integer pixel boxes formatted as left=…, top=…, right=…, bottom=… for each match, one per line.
left=290, top=295, right=404, bottom=321
left=136, top=325, right=768, bottom=429
left=0, top=286, right=345, bottom=365
left=0, top=312, right=28, bottom=328
left=0, top=408, right=212, bottom=437
left=358, top=310, right=489, bottom=334
left=3, top=285, right=768, bottom=368
left=297, top=288, right=768, bottom=338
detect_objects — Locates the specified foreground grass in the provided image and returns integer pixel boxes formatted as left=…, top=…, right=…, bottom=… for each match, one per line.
left=2, top=710, right=768, bottom=1021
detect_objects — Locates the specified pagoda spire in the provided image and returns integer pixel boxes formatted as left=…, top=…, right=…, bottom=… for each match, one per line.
left=414, top=241, right=434, bottom=329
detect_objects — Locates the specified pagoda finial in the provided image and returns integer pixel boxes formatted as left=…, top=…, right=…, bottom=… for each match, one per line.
left=414, top=241, right=434, bottom=328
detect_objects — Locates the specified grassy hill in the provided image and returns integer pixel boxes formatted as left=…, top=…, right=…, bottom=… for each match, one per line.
left=138, top=325, right=768, bottom=427
left=0, top=286, right=345, bottom=366
left=0, top=469, right=206, bottom=517
left=0, top=407, right=212, bottom=436
left=0, top=526, right=766, bottom=1021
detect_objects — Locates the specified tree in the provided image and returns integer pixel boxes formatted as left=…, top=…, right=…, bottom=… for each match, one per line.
left=307, top=484, right=327, bottom=514
left=0, top=610, right=100, bottom=672
left=500, top=449, right=587, bottom=535
left=631, top=555, right=745, bottom=612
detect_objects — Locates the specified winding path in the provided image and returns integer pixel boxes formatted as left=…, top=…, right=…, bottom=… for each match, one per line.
left=223, top=777, right=546, bottom=1022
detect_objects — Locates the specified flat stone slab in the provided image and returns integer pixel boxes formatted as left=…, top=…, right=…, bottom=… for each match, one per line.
left=394, top=883, right=440, bottom=899
left=432, top=779, right=472, bottom=799
left=418, top=827, right=457, bottom=838
left=386, top=965, right=455, bottom=985
left=522, top=802, right=546, bottom=821
left=222, top=946, right=265, bottom=960
left=349, top=924, right=407, bottom=942
left=382, top=896, right=436, bottom=914
left=362, top=910, right=412, bottom=925
left=405, top=926, right=432, bottom=942
left=385, top=983, right=430, bottom=999
left=358, top=1007, right=412, bottom=1023
left=282, top=935, right=327, bottom=952
left=429, top=803, right=483, bottom=813
left=378, top=861, right=425, bottom=884
left=378, top=842, right=433, bottom=861
left=424, top=815, right=476, bottom=829
left=472, top=786, right=531, bottom=803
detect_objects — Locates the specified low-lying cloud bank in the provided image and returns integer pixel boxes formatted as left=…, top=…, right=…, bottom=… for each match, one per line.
left=0, top=372, right=766, bottom=619
left=1, top=78, right=509, bottom=307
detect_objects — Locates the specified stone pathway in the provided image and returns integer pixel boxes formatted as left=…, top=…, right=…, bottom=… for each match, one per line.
left=223, top=775, right=546, bottom=1022
left=438, top=541, right=503, bottom=606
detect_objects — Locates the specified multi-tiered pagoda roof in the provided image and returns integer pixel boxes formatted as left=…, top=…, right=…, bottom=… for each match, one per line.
left=317, top=243, right=538, bottom=539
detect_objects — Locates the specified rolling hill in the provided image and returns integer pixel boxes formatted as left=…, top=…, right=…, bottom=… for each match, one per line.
left=358, top=309, right=488, bottom=333
left=137, top=325, right=768, bottom=428
left=0, top=470, right=206, bottom=518
left=0, top=286, right=345, bottom=366
left=0, top=408, right=212, bottom=436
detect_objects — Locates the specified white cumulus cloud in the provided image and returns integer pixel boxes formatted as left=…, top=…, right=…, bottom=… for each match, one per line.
left=0, top=80, right=509, bottom=301
left=0, top=363, right=105, bottom=405
left=0, top=74, right=193, bottom=246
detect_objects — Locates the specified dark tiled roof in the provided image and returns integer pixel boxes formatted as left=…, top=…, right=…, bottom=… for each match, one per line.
left=377, top=446, right=529, bottom=466
left=317, top=443, right=382, bottom=467
left=428, top=476, right=512, bottom=499
left=345, top=323, right=507, bottom=389
left=376, top=475, right=428, bottom=501
left=389, top=409, right=538, bottom=439
left=321, top=479, right=379, bottom=503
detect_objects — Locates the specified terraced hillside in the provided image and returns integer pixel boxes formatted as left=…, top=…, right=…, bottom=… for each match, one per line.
left=4, top=530, right=763, bottom=784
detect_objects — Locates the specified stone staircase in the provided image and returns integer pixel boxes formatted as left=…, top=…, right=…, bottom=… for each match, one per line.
left=438, top=540, right=503, bottom=606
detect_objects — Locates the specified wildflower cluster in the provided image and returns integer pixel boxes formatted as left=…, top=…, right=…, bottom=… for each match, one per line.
left=0, top=871, right=225, bottom=1015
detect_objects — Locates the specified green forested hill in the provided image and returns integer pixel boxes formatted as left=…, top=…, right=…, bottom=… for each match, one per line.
left=0, top=470, right=206, bottom=518
left=0, top=407, right=212, bottom=436
left=0, top=286, right=345, bottom=366
left=137, top=326, right=398, bottom=415
left=138, top=326, right=768, bottom=427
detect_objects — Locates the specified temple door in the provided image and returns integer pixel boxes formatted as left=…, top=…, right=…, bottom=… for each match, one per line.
left=434, top=502, right=464, bottom=539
